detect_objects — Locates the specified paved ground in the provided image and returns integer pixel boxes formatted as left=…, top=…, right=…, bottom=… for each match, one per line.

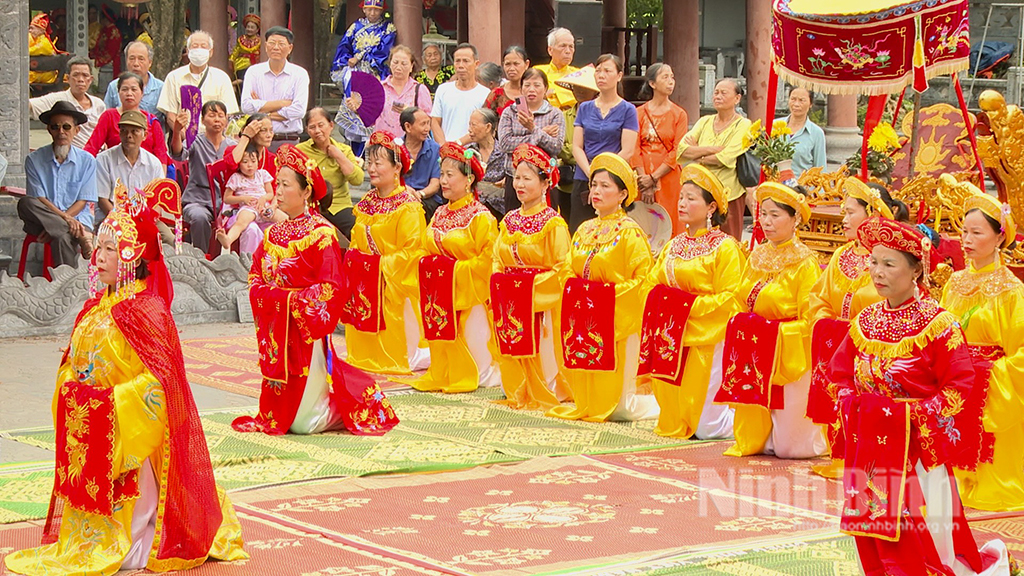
left=0, top=322, right=257, bottom=464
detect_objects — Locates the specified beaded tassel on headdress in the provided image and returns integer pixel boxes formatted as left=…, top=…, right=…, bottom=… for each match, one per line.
left=96, top=179, right=147, bottom=299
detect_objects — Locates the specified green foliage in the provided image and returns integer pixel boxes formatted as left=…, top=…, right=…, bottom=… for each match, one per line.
left=628, top=0, right=664, bottom=28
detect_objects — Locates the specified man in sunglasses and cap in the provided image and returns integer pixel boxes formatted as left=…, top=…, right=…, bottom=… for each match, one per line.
left=20, top=101, right=98, bottom=268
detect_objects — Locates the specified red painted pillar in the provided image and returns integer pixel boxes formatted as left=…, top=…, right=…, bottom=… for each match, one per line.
left=663, top=0, right=699, bottom=123
left=393, top=0, right=423, bottom=54
left=501, top=0, right=526, bottom=52
left=261, top=0, right=288, bottom=59
left=468, top=0, right=502, bottom=65
left=201, top=0, right=230, bottom=74
left=745, top=0, right=772, bottom=125
left=291, top=0, right=314, bottom=86
left=603, top=0, right=627, bottom=60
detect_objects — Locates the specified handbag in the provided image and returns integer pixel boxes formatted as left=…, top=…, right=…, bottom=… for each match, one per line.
left=736, top=149, right=762, bottom=188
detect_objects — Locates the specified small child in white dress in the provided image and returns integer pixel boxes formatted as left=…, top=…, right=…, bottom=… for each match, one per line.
left=216, top=145, right=286, bottom=251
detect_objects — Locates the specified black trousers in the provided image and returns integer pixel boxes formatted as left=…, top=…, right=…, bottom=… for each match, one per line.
left=568, top=179, right=595, bottom=235
left=323, top=207, right=356, bottom=240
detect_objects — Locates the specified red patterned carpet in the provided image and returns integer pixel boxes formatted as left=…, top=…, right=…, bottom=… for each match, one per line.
left=181, top=335, right=418, bottom=397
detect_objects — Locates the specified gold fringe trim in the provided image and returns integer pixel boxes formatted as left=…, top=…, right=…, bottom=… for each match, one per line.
left=501, top=216, right=568, bottom=245
left=263, top=226, right=336, bottom=260
left=775, top=58, right=968, bottom=96
left=850, top=308, right=959, bottom=359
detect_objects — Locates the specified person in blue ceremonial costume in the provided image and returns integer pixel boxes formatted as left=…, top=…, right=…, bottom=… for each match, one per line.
left=331, top=0, right=397, bottom=83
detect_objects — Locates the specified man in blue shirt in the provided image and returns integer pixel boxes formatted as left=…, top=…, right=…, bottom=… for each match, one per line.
left=103, top=41, right=164, bottom=117
left=21, top=101, right=98, bottom=268
left=399, top=107, right=441, bottom=221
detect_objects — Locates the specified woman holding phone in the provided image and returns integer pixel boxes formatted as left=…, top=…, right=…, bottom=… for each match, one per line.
left=375, top=45, right=432, bottom=138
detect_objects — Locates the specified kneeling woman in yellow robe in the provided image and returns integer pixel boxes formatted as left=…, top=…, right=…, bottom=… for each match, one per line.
left=717, top=182, right=826, bottom=458
left=5, top=183, right=245, bottom=576
left=806, top=178, right=900, bottom=474
left=639, top=164, right=744, bottom=439
left=411, top=142, right=500, bottom=392
left=492, top=144, right=572, bottom=410
left=343, top=130, right=430, bottom=374
left=943, top=188, right=1024, bottom=512
left=547, top=153, right=657, bottom=422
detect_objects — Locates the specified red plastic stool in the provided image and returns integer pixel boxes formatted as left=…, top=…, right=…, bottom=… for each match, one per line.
left=17, top=234, right=53, bottom=281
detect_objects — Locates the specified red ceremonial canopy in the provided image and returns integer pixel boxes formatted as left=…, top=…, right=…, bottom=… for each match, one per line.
left=772, top=0, right=971, bottom=95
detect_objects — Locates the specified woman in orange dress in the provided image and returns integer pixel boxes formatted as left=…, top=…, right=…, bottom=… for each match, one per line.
left=634, top=63, right=688, bottom=236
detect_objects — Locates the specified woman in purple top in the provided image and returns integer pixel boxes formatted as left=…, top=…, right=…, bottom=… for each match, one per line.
left=570, top=54, right=638, bottom=233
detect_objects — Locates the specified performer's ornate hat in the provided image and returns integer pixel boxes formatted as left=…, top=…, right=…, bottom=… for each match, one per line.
left=590, top=153, right=638, bottom=207
left=512, top=143, right=560, bottom=190
left=843, top=177, right=894, bottom=219
left=680, top=164, right=727, bottom=215
left=276, top=144, right=328, bottom=202
left=756, top=181, right=811, bottom=223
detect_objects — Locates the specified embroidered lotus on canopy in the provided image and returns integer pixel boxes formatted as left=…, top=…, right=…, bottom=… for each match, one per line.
left=772, top=0, right=971, bottom=95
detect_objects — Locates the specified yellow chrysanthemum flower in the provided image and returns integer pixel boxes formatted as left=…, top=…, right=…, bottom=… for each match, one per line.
left=868, top=122, right=900, bottom=152
left=771, top=119, right=792, bottom=136
left=748, top=119, right=763, bottom=139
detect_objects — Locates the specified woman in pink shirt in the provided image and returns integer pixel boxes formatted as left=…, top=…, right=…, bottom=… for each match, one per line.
left=374, top=45, right=432, bottom=138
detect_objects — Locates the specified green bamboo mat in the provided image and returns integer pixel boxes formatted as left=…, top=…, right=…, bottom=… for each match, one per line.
left=0, top=388, right=689, bottom=523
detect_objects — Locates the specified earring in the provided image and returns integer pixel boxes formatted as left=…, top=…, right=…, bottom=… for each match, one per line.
left=706, top=211, right=713, bottom=230
left=394, top=173, right=401, bottom=188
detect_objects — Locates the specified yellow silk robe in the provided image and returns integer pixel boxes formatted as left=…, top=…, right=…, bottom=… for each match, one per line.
left=29, top=33, right=58, bottom=84
left=726, top=238, right=822, bottom=456
left=492, top=204, right=572, bottom=410
left=547, top=209, right=653, bottom=422
left=344, top=187, right=426, bottom=374
left=807, top=240, right=880, bottom=475
left=642, top=228, right=745, bottom=438
left=942, top=262, right=1024, bottom=511
left=410, top=195, right=498, bottom=393
left=808, top=241, right=880, bottom=323
left=4, top=287, right=245, bottom=576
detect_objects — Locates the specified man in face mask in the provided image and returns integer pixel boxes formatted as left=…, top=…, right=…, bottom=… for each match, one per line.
left=156, top=30, right=240, bottom=119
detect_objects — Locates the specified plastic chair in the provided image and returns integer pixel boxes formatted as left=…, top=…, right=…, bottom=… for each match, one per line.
left=17, top=234, right=53, bottom=281
left=205, top=159, right=239, bottom=256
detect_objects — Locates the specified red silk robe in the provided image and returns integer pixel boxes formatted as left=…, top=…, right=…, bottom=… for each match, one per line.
left=829, top=298, right=989, bottom=575
left=232, top=213, right=399, bottom=436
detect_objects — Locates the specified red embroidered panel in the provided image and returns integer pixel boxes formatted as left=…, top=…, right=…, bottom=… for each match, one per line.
left=561, top=277, right=616, bottom=372
left=840, top=394, right=910, bottom=542
left=55, top=382, right=117, bottom=516
left=637, top=284, right=696, bottom=385
left=490, top=269, right=543, bottom=357
left=715, top=313, right=783, bottom=409
left=419, top=255, right=458, bottom=341
left=341, top=250, right=385, bottom=333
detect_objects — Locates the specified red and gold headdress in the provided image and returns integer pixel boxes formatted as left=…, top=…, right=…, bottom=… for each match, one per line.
left=439, top=142, right=485, bottom=185
left=275, top=144, right=328, bottom=203
left=141, top=178, right=184, bottom=254
left=242, top=13, right=261, bottom=28
left=511, top=143, right=559, bottom=190
left=95, top=179, right=172, bottom=304
left=30, top=13, right=51, bottom=36
left=857, top=216, right=940, bottom=294
left=368, top=130, right=411, bottom=181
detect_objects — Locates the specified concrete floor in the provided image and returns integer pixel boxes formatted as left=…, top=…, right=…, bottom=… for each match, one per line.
left=0, top=322, right=257, bottom=464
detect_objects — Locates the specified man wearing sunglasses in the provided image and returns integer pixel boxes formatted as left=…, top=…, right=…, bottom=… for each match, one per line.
left=20, top=101, right=98, bottom=269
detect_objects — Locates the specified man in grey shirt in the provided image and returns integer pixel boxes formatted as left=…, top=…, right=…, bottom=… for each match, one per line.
left=95, top=110, right=164, bottom=226
left=169, top=100, right=235, bottom=254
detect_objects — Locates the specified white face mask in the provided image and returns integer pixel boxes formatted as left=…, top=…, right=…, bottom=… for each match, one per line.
left=188, top=48, right=210, bottom=67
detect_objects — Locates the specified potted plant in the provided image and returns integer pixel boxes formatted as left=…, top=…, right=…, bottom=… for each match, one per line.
left=845, top=121, right=900, bottom=183
left=743, top=119, right=797, bottom=183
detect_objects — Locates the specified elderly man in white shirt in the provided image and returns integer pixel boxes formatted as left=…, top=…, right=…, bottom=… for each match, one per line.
left=94, top=110, right=164, bottom=227
left=28, top=56, right=106, bottom=148
left=157, top=30, right=240, bottom=117
left=241, top=26, right=309, bottom=150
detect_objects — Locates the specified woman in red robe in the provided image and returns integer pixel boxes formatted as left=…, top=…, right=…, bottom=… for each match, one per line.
left=828, top=216, right=1009, bottom=576
left=90, top=5, right=122, bottom=76
left=231, top=145, right=399, bottom=436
